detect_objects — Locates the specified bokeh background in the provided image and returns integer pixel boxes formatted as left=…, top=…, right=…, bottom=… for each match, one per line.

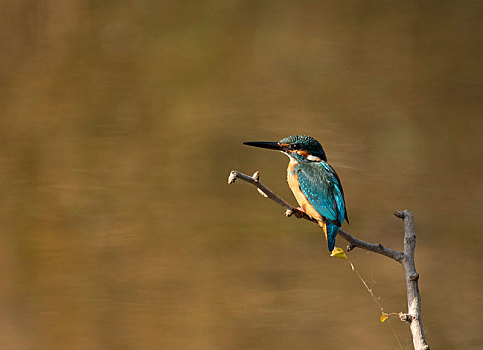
left=1, top=1, right=482, bottom=349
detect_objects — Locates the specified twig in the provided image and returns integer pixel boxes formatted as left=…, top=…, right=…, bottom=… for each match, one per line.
left=395, top=210, right=430, bottom=350
left=228, top=170, right=403, bottom=260
left=228, top=170, right=429, bottom=350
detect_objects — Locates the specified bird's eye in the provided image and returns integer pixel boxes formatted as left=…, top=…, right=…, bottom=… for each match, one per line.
left=292, top=143, right=300, bottom=150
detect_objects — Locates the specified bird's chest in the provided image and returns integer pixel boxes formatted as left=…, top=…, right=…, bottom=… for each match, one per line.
left=286, top=161, right=323, bottom=221
left=286, top=159, right=299, bottom=188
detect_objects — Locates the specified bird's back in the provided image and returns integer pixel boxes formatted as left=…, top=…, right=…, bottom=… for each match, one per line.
left=287, top=159, right=347, bottom=227
left=287, top=159, right=325, bottom=223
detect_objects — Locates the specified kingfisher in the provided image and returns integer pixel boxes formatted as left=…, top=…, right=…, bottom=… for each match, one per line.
left=243, top=135, right=349, bottom=252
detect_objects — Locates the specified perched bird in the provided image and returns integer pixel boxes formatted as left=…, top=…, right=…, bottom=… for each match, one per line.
left=244, top=135, right=349, bottom=252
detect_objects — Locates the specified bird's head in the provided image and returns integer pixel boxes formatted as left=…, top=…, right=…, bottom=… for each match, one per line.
left=244, top=135, right=327, bottom=162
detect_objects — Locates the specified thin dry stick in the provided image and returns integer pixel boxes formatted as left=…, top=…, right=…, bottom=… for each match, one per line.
left=228, top=170, right=429, bottom=350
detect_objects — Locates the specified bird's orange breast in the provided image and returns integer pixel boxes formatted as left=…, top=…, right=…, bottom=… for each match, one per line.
left=287, top=159, right=324, bottom=223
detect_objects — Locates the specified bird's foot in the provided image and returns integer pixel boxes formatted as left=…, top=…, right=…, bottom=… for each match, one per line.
left=285, top=207, right=305, bottom=218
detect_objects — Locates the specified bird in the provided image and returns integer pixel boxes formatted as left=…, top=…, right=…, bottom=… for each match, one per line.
left=243, top=135, right=349, bottom=252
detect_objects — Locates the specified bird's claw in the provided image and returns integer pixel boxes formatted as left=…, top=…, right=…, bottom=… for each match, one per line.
left=285, top=207, right=305, bottom=218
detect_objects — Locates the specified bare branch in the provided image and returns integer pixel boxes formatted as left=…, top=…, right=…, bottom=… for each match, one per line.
left=228, top=170, right=403, bottom=262
left=228, top=170, right=315, bottom=222
left=228, top=170, right=429, bottom=350
left=396, top=210, right=430, bottom=350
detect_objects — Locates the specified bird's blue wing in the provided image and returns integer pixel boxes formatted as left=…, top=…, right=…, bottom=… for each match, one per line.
left=296, top=162, right=346, bottom=227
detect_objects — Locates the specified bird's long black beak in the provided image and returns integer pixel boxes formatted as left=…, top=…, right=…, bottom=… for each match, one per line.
left=243, top=141, right=285, bottom=151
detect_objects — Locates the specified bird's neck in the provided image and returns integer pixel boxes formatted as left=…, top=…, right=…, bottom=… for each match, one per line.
left=287, top=157, right=299, bottom=174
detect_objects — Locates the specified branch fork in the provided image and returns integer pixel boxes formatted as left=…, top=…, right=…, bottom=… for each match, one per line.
left=228, top=170, right=429, bottom=350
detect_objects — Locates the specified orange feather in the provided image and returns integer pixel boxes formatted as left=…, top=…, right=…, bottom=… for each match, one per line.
left=287, top=159, right=328, bottom=243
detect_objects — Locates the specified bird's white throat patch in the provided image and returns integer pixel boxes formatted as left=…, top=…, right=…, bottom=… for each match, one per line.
left=307, top=155, right=322, bottom=162
left=282, top=151, right=321, bottom=162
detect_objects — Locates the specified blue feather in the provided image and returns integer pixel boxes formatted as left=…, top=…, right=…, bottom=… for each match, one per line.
left=326, top=221, right=339, bottom=251
left=296, top=161, right=347, bottom=250
left=297, top=162, right=346, bottom=225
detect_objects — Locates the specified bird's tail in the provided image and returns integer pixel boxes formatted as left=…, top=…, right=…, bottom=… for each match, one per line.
left=319, top=220, right=339, bottom=252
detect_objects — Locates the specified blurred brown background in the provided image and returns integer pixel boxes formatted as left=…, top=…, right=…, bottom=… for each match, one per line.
left=0, top=1, right=482, bottom=349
